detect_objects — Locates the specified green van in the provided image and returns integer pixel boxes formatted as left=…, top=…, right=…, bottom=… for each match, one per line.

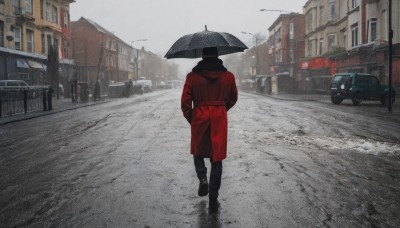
left=329, top=73, right=395, bottom=106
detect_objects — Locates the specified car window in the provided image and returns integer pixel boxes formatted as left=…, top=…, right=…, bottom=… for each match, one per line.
left=8, top=81, right=20, bottom=86
left=355, top=75, right=368, bottom=85
left=368, top=76, right=379, bottom=86
left=332, top=75, right=350, bottom=83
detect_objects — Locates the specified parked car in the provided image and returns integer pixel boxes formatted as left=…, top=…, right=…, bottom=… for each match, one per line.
left=136, top=80, right=153, bottom=92
left=0, top=80, right=30, bottom=87
left=330, top=73, right=396, bottom=106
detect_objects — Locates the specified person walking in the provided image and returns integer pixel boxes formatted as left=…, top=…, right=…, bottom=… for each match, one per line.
left=181, top=47, right=238, bottom=211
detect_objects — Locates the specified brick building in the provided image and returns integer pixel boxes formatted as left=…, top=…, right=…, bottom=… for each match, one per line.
left=71, top=17, right=133, bottom=92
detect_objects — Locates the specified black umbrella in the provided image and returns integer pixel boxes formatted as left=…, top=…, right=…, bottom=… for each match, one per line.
left=165, top=26, right=248, bottom=59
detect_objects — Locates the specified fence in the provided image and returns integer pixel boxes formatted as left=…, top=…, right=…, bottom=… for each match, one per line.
left=0, top=87, right=53, bottom=117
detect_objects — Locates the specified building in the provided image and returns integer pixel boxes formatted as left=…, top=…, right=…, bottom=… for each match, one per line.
left=0, top=0, right=74, bottom=87
left=71, top=17, right=133, bottom=92
left=303, top=0, right=400, bottom=92
left=268, top=13, right=306, bottom=93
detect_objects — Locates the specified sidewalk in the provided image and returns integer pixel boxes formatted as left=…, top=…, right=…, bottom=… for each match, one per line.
left=257, top=92, right=400, bottom=116
left=0, top=97, right=110, bottom=126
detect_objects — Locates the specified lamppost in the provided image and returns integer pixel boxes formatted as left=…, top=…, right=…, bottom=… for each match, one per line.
left=259, top=9, right=292, bottom=14
left=131, top=39, right=147, bottom=80
left=242, top=31, right=260, bottom=76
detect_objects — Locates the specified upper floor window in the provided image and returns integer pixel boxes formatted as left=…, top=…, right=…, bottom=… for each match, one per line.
left=275, top=28, right=281, bottom=44
left=328, top=33, right=336, bottom=51
left=352, top=0, right=360, bottom=9
left=319, top=39, right=323, bottom=55
left=52, top=6, right=58, bottom=24
left=13, top=0, right=19, bottom=14
left=367, top=18, right=377, bottom=42
left=329, top=2, right=336, bottom=21
left=27, top=30, right=34, bottom=52
left=25, top=0, right=32, bottom=14
left=319, top=6, right=324, bottom=26
left=351, top=23, right=359, bottom=47
left=307, top=12, right=313, bottom=32
left=290, top=22, right=294, bottom=39
left=64, top=13, right=68, bottom=28
left=308, top=40, right=313, bottom=56
left=46, top=0, right=52, bottom=21
left=64, top=41, right=69, bottom=58
left=14, top=27, right=21, bottom=50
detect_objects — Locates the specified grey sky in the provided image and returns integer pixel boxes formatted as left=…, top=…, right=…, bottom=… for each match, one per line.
left=70, top=0, right=306, bottom=75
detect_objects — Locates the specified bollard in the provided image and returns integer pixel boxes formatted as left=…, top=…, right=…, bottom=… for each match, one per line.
left=24, top=89, right=28, bottom=113
left=47, top=88, right=53, bottom=110
left=42, top=88, right=47, bottom=111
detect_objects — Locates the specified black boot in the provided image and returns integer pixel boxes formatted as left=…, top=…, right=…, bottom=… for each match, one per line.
left=198, top=179, right=208, bottom=196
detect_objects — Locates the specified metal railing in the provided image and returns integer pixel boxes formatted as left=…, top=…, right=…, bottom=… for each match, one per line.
left=0, top=87, right=53, bottom=117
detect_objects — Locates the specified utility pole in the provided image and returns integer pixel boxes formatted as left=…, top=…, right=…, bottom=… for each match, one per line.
left=388, top=0, right=393, bottom=112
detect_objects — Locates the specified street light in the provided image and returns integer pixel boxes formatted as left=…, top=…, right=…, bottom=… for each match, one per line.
left=131, top=39, right=148, bottom=80
left=259, top=9, right=292, bottom=14
left=242, top=31, right=260, bottom=75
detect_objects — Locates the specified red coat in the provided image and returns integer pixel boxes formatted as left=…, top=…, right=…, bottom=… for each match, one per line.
left=181, top=67, right=238, bottom=162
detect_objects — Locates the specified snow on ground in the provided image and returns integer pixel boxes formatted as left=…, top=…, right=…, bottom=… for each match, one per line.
left=237, top=129, right=400, bottom=155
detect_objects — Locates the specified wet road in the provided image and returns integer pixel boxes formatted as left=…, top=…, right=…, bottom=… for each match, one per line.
left=1, top=90, right=399, bottom=227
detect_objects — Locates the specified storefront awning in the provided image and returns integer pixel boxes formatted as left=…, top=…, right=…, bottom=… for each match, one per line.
left=17, top=59, right=30, bottom=68
left=27, top=60, right=45, bottom=69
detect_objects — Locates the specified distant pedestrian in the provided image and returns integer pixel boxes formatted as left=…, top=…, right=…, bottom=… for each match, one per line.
left=71, top=69, right=78, bottom=102
left=93, top=79, right=100, bottom=100
left=181, top=47, right=238, bottom=211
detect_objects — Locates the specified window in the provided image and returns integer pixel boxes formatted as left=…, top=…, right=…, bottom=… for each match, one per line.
left=319, top=6, right=324, bottom=26
left=351, top=24, right=359, bottom=47
left=369, top=76, right=379, bottom=86
left=341, top=30, right=347, bottom=49
left=41, top=33, right=45, bottom=53
left=367, top=18, right=376, bottom=42
left=25, top=0, right=32, bottom=14
left=275, top=49, right=281, bottom=64
left=289, top=50, right=294, bottom=63
left=13, top=0, right=19, bottom=14
left=40, top=0, right=44, bottom=19
left=14, top=27, right=21, bottom=50
left=328, top=34, right=336, bottom=50
left=46, top=0, right=52, bottom=21
left=64, top=13, right=68, bottom=28
left=329, top=2, right=336, bottom=21
left=52, top=6, right=58, bottom=24
left=27, top=30, right=34, bottom=52
left=290, top=22, right=294, bottom=39
left=319, top=39, right=323, bottom=55
left=308, top=40, right=313, bottom=56
left=352, top=0, right=359, bottom=9
left=64, top=41, right=69, bottom=58
left=275, top=28, right=281, bottom=44
left=307, top=12, right=313, bottom=31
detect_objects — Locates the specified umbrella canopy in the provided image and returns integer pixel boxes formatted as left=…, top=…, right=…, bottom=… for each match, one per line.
left=165, top=28, right=248, bottom=59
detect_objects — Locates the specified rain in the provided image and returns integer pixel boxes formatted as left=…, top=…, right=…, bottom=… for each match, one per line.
left=1, top=0, right=400, bottom=227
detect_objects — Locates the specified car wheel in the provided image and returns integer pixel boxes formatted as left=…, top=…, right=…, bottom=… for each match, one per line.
left=331, top=95, right=343, bottom=105
left=352, top=92, right=363, bottom=106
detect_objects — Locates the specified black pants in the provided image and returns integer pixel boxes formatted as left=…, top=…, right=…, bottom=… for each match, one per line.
left=193, top=156, right=222, bottom=199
